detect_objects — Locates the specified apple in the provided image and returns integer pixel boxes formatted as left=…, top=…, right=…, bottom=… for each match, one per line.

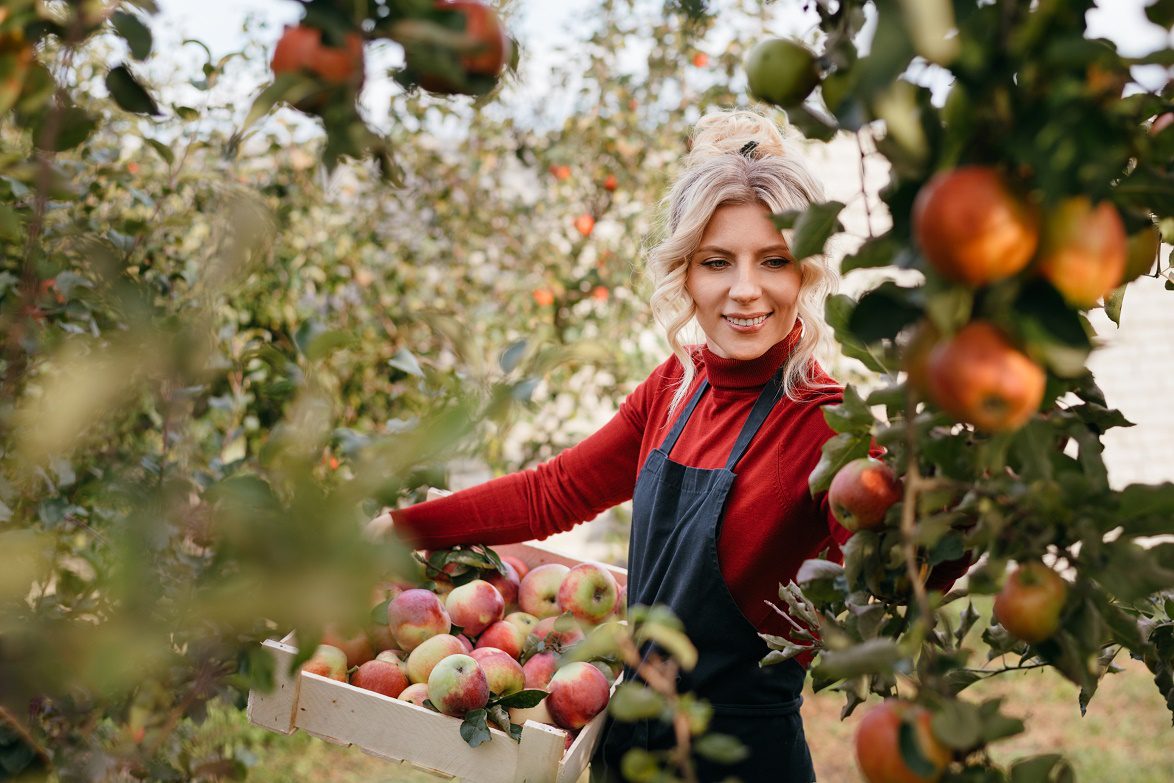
left=855, top=700, right=950, bottom=783
left=428, top=654, right=490, bottom=716
left=545, top=662, right=611, bottom=731
left=519, top=563, right=570, bottom=619
left=602, top=173, right=619, bottom=191
left=300, top=644, right=348, bottom=681
left=613, top=585, right=627, bottom=620
left=367, top=621, right=397, bottom=653
left=397, top=682, right=430, bottom=707
left=484, top=561, right=520, bottom=608
left=406, top=634, right=466, bottom=684
left=350, top=658, right=409, bottom=698
left=469, top=647, right=525, bottom=696
left=445, top=579, right=505, bottom=637
left=505, top=611, right=540, bottom=637
left=913, top=166, right=1039, bottom=286
left=502, top=555, right=530, bottom=580
left=828, top=458, right=903, bottom=533
left=508, top=698, right=554, bottom=729
left=522, top=651, right=558, bottom=690
left=574, top=214, right=595, bottom=237
left=1036, top=196, right=1127, bottom=308
left=994, top=562, right=1068, bottom=644
left=455, top=634, right=474, bottom=653
left=533, top=614, right=586, bottom=650
left=477, top=620, right=527, bottom=659
left=590, top=660, right=618, bottom=687
left=744, top=37, right=819, bottom=108
left=557, top=562, right=620, bottom=625
left=322, top=625, right=375, bottom=669
left=387, top=589, right=451, bottom=652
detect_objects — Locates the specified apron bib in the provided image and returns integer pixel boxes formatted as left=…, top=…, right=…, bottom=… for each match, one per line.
left=592, top=371, right=817, bottom=783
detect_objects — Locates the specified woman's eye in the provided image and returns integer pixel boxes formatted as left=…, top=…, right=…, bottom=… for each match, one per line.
left=701, top=258, right=730, bottom=269
left=764, top=257, right=792, bottom=268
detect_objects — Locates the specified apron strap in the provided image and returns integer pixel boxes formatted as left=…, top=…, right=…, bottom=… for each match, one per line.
left=724, top=368, right=785, bottom=471
left=658, top=378, right=710, bottom=454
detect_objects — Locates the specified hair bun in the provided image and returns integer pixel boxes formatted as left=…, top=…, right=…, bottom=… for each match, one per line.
left=687, top=109, right=789, bottom=164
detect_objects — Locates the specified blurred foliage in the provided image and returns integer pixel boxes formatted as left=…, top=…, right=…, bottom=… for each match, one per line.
left=0, top=0, right=783, bottom=780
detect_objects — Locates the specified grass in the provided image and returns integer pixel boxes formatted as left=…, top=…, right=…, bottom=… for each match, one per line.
left=201, top=655, right=1171, bottom=782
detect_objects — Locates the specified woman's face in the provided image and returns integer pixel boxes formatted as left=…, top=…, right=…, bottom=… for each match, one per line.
left=685, top=201, right=802, bottom=361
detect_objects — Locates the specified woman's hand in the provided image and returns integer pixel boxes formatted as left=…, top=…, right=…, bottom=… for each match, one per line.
left=364, top=508, right=396, bottom=542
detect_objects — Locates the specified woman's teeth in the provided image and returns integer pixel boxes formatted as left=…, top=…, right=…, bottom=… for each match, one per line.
left=726, top=315, right=768, bottom=327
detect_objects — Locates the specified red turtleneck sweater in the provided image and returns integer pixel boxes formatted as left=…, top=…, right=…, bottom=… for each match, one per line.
left=393, top=327, right=874, bottom=641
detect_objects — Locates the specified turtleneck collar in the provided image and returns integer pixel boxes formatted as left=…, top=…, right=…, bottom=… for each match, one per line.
left=700, top=320, right=803, bottom=391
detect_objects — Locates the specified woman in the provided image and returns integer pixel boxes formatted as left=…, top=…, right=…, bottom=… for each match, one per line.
left=376, top=110, right=951, bottom=782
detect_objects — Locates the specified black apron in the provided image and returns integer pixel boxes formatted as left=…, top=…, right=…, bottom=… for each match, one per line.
left=592, top=371, right=817, bottom=783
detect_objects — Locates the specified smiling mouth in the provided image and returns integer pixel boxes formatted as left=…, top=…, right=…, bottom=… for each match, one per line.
left=724, top=313, right=770, bottom=327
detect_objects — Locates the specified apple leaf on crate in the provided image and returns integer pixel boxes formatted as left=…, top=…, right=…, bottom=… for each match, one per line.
left=459, top=708, right=492, bottom=748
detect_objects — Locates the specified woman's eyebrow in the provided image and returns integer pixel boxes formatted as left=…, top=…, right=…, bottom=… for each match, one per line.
left=693, top=244, right=792, bottom=256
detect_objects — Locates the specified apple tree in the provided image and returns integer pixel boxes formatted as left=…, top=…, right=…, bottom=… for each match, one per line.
left=739, top=1, right=1173, bottom=782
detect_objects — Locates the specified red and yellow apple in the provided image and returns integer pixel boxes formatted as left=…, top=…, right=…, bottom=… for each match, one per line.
left=397, top=682, right=430, bottom=707
left=519, top=564, right=570, bottom=619
left=476, top=620, right=527, bottom=659
left=484, top=561, right=521, bottom=608
left=533, top=614, right=586, bottom=650
left=502, top=555, right=530, bottom=580
left=350, top=657, right=410, bottom=699
left=545, top=662, right=611, bottom=731
left=994, top=561, right=1068, bottom=644
left=469, top=647, right=525, bottom=696
left=387, top=588, right=451, bottom=652
left=522, top=651, right=558, bottom=690
left=557, top=562, right=620, bottom=625
left=828, top=458, right=903, bottom=532
left=322, top=625, right=375, bottom=669
left=1036, top=196, right=1127, bottom=308
left=445, top=579, right=505, bottom=637
left=406, top=634, right=466, bottom=684
left=855, top=700, right=950, bottom=783
left=427, top=654, right=490, bottom=716
left=300, top=644, right=348, bottom=682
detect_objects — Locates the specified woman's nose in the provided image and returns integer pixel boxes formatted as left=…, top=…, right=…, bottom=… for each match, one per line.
left=728, top=265, right=762, bottom=301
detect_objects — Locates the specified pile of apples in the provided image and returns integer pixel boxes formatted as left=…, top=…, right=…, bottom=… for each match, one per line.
left=299, top=548, right=626, bottom=748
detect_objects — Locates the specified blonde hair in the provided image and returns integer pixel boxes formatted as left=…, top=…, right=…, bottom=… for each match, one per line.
left=645, top=108, right=839, bottom=417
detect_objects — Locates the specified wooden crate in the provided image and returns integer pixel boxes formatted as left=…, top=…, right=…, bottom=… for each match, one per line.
left=246, top=540, right=628, bottom=783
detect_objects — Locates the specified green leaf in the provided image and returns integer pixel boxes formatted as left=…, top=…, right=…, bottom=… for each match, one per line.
left=1115, top=483, right=1174, bottom=536
left=822, top=384, right=874, bottom=434
left=811, top=638, right=904, bottom=681
left=459, top=709, right=492, bottom=747
left=1015, top=279, right=1092, bottom=378
left=106, top=65, right=162, bottom=115
left=1009, top=754, right=1075, bottom=783
left=977, top=698, right=1025, bottom=744
left=0, top=205, right=21, bottom=241
left=789, top=201, right=846, bottom=261
left=112, top=10, right=153, bottom=60
left=694, top=733, right=750, bottom=764
left=389, top=347, right=425, bottom=377
left=145, top=138, right=175, bottom=165
left=607, top=683, right=666, bottom=722
left=34, top=106, right=97, bottom=152
left=825, top=294, right=887, bottom=372
left=783, top=104, right=838, bottom=141
left=898, top=719, right=939, bottom=779
left=848, top=282, right=922, bottom=344
left=841, top=233, right=898, bottom=274
left=242, top=74, right=322, bottom=130
left=635, top=622, right=697, bottom=671
left=493, top=689, right=548, bottom=710
left=1098, top=541, right=1174, bottom=601
left=1145, top=1, right=1174, bottom=39
left=808, top=431, right=871, bottom=495
left=930, top=699, right=982, bottom=750
left=1104, top=285, right=1125, bottom=327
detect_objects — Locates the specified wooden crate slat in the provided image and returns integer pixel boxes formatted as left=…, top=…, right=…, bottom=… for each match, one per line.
left=296, top=672, right=522, bottom=783
left=513, top=719, right=568, bottom=783
left=244, top=639, right=299, bottom=734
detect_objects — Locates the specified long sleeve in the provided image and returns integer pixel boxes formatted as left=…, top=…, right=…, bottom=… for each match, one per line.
left=390, top=358, right=680, bottom=550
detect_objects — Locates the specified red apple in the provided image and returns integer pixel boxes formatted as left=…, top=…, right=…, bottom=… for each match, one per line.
left=485, top=561, right=521, bottom=608
left=557, top=563, right=620, bottom=625
left=406, top=634, right=466, bottom=684
left=428, top=654, right=490, bottom=716
left=477, top=620, right=527, bottom=659
left=533, top=614, right=586, bottom=650
left=455, top=634, right=474, bottom=653
left=519, top=564, right=570, bottom=619
left=469, top=647, right=525, bottom=696
left=522, top=651, right=558, bottom=690
left=505, top=611, right=540, bottom=637
left=545, top=662, right=610, bottom=731
left=300, top=644, right=348, bottom=682
left=397, top=682, right=430, bottom=706
left=613, top=585, right=627, bottom=620
left=828, top=458, right=903, bottom=532
left=502, top=555, right=530, bottom=580
left=366, top=622, right=397, bottom=653
left=856, top=700, right=951, bottom=783
left=350, top=658, right=410, bottom=698
left=322, top=625, right=375, bottom=669
left=387, top=589, right=451, bottom=652
left=445, top=579, right=505, bottom=637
